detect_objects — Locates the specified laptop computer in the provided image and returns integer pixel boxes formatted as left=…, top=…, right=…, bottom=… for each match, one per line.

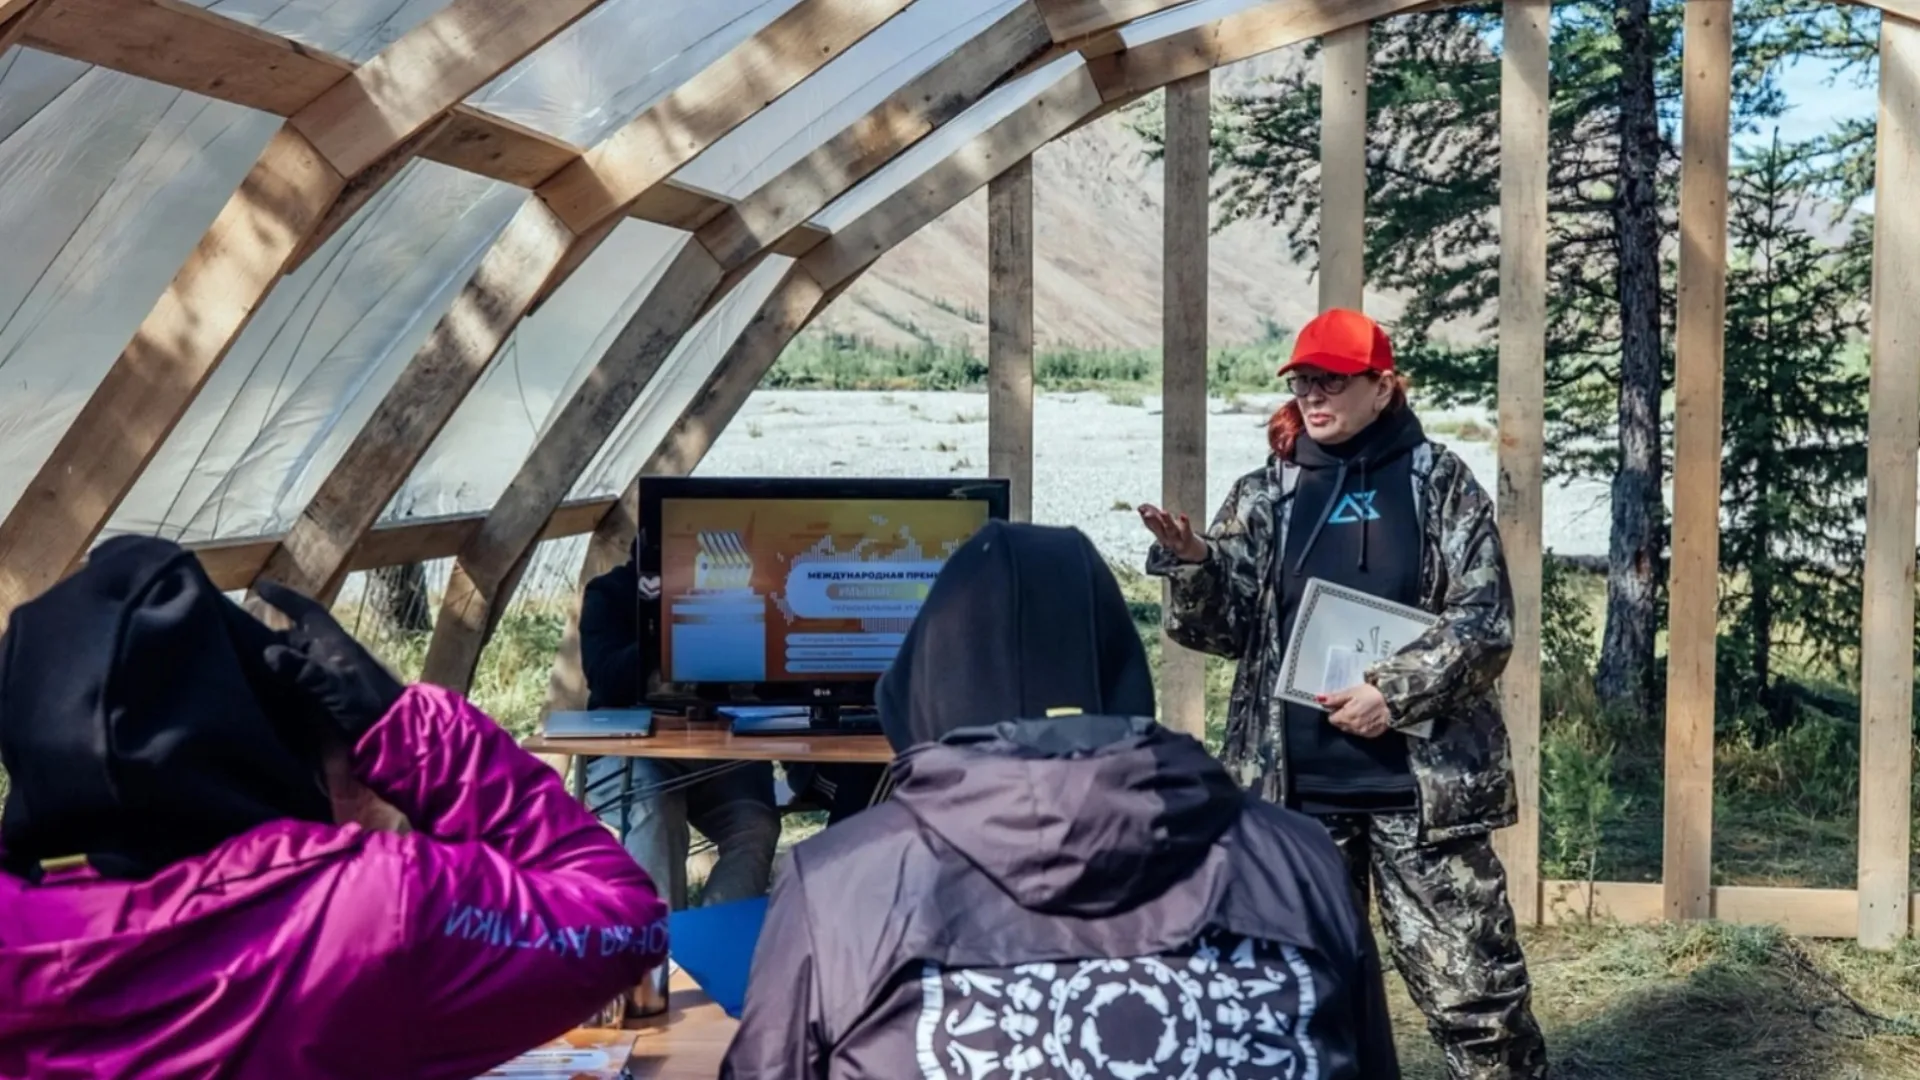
left=542, top=709, right=655, bottom=739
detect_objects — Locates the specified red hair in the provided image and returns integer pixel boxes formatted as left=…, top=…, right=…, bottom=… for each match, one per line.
left=1267, top=374, right=1410, bottom=460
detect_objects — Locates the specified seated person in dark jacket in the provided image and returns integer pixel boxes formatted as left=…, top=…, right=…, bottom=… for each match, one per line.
left=781, top=761, right=889, bottom=824
left=579, top=551, right=779, bottom=909
left=720, top=520, right=1400, bottom=1079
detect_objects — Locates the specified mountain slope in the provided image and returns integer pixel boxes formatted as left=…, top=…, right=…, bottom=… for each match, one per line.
left=814, top=52, right=1404, bottom=353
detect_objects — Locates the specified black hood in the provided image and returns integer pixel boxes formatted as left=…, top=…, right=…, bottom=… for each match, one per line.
left=875, top=520, right=1240, bottom=916
left=1290, top=405, right=1426, bottom=574
left=891, top=716, right=1244, bottom=917
left=0, top=536, right=333, bottom=880
left=875, top=520, right=1154, bottom=750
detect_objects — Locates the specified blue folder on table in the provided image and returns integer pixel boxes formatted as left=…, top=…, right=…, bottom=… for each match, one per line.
left=667, top=896, right=769, bottom=1019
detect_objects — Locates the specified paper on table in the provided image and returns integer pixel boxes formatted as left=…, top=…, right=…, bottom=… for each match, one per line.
left=480, top=1030, right=635, bottom=1078
left=482, top=1049, right=612, bottom=1077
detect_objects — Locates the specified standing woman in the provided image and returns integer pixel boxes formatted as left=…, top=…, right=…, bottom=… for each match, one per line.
left=1139, top=308, right=1548, bottom=1079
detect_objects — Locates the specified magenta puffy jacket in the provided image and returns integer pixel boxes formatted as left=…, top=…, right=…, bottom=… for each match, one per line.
left=0, top=684, right=668, bottom=1079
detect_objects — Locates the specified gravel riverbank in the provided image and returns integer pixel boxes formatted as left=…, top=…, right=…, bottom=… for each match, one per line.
left=695, top=389, right=1614, bottom=568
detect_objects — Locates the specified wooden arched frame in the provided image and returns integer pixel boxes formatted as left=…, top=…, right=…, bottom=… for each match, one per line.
left=443, top=0, right=1920, bottom=949
left=2, top=0, right=1916, bottom=948
left=0, top=0, right=627, bottom=620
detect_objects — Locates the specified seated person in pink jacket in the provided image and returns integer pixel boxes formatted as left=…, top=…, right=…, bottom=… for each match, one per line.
left=0, top=536, right=669, bottom=1079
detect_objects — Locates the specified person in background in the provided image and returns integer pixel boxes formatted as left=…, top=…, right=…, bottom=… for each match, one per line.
left=1139, top=307, right=1547, bottom=1079
left=0, top=537, right=667, bottom=1079
left=720, top=521, right=1399, bottom=1080
left=781, top=761, right=890, bottom=825
left=579, top=543, right=780, bottom=909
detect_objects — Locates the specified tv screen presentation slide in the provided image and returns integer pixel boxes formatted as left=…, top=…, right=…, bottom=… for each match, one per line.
left=659, top=498, right=990, bottom=683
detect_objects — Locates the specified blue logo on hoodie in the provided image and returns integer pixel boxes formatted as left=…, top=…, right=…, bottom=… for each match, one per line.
left=1328, top=491, right=1380, bottom=524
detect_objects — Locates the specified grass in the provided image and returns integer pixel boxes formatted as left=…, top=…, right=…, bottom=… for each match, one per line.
left=762, top=333, right=1499, bottom=448
left=765, top=331, right=1294, bottom=397
left=1526, top=563, right=1916, bottom=892
left=1393, top=920, right=1920, bottom=1079
left=356, top=595, right=572, bottom=743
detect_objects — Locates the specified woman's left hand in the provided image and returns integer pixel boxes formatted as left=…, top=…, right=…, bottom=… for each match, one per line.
left=1319, top=683, right=1392, bottom=739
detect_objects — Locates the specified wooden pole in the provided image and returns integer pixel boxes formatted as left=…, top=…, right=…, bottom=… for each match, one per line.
left=1318, top=23, right=1369, bottom=312
left=1493, top=0, right=1551, bottom=927
left=989, top=156, right=1037, bottom=522
left=1858, top=11, right=1920, bottom=950
left=1161, top=73, right=1211, bottom=742
left=1658, top=0, right=1735, bottom=922
left=1661, top=0, right=1732, bottom=924
left=0, top=0, right=51, bottom=51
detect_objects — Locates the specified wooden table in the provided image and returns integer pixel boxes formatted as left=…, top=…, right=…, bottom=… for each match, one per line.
left=524, top=715, right=894, bottom=765
left=624, top=974, right=740, bottom=1078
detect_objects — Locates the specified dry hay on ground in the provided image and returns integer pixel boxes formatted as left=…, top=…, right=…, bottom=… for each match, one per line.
left=1386, top=921, right=1920, bottom=1079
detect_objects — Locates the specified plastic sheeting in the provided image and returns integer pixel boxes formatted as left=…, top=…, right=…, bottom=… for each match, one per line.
left=0, top=67, right=279, bottom=518
left=112, top=161, right=529, bottom=542
left=181, top=0, right=455, bottom=63
left=571, top=258, right=796, bottom=500
left=401, top=222, right=693, bottom=520
left=467, top=0, right=802, bottom=148
left=677, top=0, right=1018, bottom=199
left=1114, top=0, right=1254, bottom=48
left=0, top=0, right=1217, bottom=553
left=809, top=52, right=1087, bottom=233
left=0, top=47, right=88, bottom=143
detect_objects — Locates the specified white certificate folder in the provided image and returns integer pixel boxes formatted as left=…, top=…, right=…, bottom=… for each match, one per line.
left=1278, top=578, right=1440, bottom=739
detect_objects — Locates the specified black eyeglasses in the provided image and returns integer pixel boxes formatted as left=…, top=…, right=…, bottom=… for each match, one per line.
left=1287, top=371, right=1369, bottom=397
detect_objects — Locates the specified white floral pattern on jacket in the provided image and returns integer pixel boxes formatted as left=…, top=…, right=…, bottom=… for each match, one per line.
left=916, top=930, right=1323, bottom=1080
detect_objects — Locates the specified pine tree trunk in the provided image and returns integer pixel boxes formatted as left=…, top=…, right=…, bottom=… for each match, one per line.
left=1594, top=0, right=1666, bottom=716
left=1750, top=482, right=1787, bottom=730
left=368, top=562, right=433, bottom=635
left=1753, top=562, right=1782, bottom=726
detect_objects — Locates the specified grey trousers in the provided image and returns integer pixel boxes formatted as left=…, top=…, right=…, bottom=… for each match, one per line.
left=584, top=755, right=781, bottom=910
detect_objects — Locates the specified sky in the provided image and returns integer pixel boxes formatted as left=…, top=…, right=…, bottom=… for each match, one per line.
left=1755, top=54, right=1877, bottom=147
left=1750, top=55, right=1878, bottom=211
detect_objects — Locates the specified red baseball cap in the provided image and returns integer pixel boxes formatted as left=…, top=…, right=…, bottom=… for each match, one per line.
left=1279, top=308, right=1395, bottom=377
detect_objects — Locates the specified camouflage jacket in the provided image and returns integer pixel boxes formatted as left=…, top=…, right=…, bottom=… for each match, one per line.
left=1146, top=441, right=1517, bottom=841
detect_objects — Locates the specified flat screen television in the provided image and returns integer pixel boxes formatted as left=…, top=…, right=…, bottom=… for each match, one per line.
left=635, top=476, right=1010, bottom=723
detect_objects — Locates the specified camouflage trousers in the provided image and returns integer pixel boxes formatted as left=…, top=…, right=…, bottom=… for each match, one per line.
left=1320, top=811, right=1549, bottom=1080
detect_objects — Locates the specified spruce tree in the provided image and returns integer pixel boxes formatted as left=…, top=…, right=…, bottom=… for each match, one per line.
left=1186, top=0, right=1867, bottom=714
left=1716, top=138, right=1869, bottom=729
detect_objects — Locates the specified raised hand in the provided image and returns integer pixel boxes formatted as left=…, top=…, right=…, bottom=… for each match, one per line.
left=1137, top=503, right=1207, bottom=563
left=254, top=580, right=404, bottom=741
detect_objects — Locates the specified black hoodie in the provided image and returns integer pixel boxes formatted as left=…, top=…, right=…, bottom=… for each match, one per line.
left=0, top=536, right=333, bottom=881
left=721, top=521, right=1400, bottom=1080
left=1283, top=407, right=1427, bottom=811
left=579, top=552, right=643, bottom=710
